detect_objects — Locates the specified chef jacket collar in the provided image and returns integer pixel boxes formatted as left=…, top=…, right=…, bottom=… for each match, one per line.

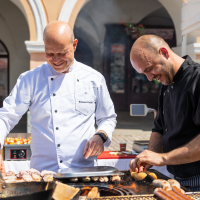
left=48, top=59, right=77, bottom=76
left=173, top=55, right=193, bottom=84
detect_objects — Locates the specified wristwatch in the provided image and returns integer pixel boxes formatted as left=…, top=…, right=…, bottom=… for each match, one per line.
left=94, top=132, right=108, bottom=143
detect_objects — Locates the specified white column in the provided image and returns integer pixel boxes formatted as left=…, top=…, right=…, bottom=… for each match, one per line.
left=182, top=34, right=187, bottom=57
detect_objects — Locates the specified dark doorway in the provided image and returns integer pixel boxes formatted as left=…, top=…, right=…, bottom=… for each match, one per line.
left=103, top=24, right=176, bottom=111
left=0, top=41, right=9, bottom=108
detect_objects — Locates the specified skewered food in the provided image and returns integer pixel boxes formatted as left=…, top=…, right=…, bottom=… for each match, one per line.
left=43, top=174, right=54, bottom=182
left=32, top=174, right=42, bottom=182
left=82, top=176, right=91, bottom=182
left=91, top=176, right=99, bottom=181
left=27, top=168, right=41, bottom=176
left=110, top=175, right=121, bottom=182
left=5, top=171, right=15, bottom=176
left=41, top=170, right=54, bottom=177
left=70, top=177, right=78, bottom=182
left=153, top=179, right=171, bottom=190
left=99, top=176, right=109, bottom=182
left=22, top=174, right=33, bottom=182
left=17, top=170, right=29, bottom=178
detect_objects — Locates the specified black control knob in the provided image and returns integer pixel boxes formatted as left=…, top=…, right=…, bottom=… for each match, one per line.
left=18, top=150, right=25, bottom=158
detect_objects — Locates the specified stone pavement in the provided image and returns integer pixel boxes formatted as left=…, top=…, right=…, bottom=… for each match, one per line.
left=104, top=112, right=154, bottom=151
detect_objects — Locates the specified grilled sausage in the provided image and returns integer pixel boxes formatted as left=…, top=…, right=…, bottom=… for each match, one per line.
left=168, top=190, right=187, bottom=199
left=172, top=186, right=194, bottom=200
left=168, top=179, right=181, bottom=189
left=154, top=190, right=173, bottom=200
left=155, top=188, right=182, bottom=200
left=153, top=179, right=171, bottom=190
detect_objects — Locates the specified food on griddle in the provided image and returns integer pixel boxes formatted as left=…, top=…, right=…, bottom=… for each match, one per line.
left=43, top=174, right=54, bottom=182
left=86, top=187, right=100, bottom=199
left=110, top=175, right=121, bottom=182
left=99, top=176, right=109, bottom=182
left=167, top=179, right=181, bottom=189
left=27, top=168, right=41, bottom=176
left=146, top=171, right=157, bottom=179
left=22, top=174, right=33, bottom=182
left=129, top=168, right=147, bottom=181
left=70, top=177, right=78, bottom=182
left=52, top=181, right=80, bottom=200
left=109, top=151, right=122, bottom=155
left=41, top=170, right=54, bottom=177
left=91, top=176, right=99, bottom=181
left=4, top=171, right=15, bottom=176
left=82, top=176, right=91, bottom=182
left=17, top=170, right=29, bottom=178
left=154, top=187, right=192, bottom=200
left=172, top=186, right=188, bottom=196
left=153, top=179, right=171, bottom=190
left=32, top=174, right=42, bottom=182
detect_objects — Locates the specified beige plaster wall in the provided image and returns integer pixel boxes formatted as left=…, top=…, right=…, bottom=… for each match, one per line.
left=30, top=53, right=46, bottom=70
left=41, top=0, right=65, bottom=23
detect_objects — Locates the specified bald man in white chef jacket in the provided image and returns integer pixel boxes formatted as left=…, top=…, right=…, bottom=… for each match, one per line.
left=0, top=21, right=117, bottom=172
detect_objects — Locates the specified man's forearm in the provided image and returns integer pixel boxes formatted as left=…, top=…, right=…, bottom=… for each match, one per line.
left=148, top=132, right=163, bottom=153
left=164, top=133, right=200, bottom=165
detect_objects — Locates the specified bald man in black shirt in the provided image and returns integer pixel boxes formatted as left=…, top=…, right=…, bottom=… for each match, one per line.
left=129, top=35, right=200, bottom=191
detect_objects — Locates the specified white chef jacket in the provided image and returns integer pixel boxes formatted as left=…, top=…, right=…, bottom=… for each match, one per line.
left=0, top=59, right=117, bottom=171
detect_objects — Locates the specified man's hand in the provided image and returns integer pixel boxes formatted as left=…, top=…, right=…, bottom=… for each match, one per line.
left=129, top=150, right=165, bottom=172
left=83, top=135, right=104, bottom=159
left=0, top=154, right=5, bottom=173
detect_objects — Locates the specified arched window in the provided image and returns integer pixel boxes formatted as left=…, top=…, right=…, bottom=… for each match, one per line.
left=0, top=41, right=9, bottom=108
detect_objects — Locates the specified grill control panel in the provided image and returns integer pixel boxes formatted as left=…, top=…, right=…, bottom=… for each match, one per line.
left=10, top=149, right=27, bottom=159
left=4, top=144, right=31, bottom=160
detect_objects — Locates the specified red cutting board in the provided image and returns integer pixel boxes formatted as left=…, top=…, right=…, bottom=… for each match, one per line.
left=97, top=151, right=137, bottom=159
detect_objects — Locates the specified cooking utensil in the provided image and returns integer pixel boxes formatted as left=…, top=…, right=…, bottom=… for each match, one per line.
left=0, top=170, right=56, bottom=199
left=54, top=166, right=124, bottom=179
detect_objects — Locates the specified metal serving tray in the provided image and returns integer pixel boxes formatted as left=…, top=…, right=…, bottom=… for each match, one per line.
left=54, top=166, right=124, bottom=178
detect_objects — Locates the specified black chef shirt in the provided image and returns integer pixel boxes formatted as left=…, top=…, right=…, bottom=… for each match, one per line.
left=152, top=56, right=200, bottom=178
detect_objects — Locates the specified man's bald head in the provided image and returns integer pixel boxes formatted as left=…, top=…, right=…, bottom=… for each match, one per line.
left=43, top=21, right=74, bottom=43
left=131, top=35, right=170, bottom=62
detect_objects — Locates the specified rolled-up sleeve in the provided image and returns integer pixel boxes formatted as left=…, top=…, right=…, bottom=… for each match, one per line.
left=95, top=77, right=117, bottom=147
left=0, top=75, right=31, bottom=148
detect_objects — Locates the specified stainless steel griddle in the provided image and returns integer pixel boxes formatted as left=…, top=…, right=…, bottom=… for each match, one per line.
left=54, top=166, right=124, bottom=179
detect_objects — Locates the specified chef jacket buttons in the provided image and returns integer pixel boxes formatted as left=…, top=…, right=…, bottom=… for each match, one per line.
left=165, top=128, right=168, bottom=132
left=55, top=110, right=57, bottom=113
left=163, top=111, right=165, bottom=114
left=57, top=144, right=60, bottom=147
left=171, top=85, right=173, bottom=89
left=56, top=127, right=59, bottom=130
left=77, top=79, right=79, bottom=82
left=60, top=160, right=63, bottom=163
left=53, top=93, right=56, bottom=96
left=167, top=90, right=169, bottom=92
left=51, top=78, right=54, bottom=81
left=164, top=93, right=165, bottom=96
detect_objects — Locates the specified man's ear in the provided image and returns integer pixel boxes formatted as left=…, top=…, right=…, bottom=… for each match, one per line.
left=73, top=39, right=78, bottom=51
left=159, top=47, right=169, bottom=59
